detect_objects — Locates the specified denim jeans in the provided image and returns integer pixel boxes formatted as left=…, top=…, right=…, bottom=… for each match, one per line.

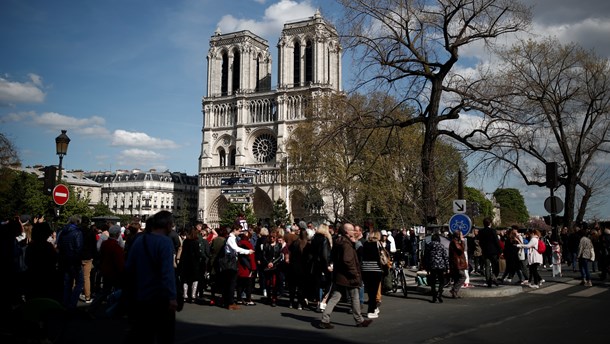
left=483, top=255, right=499, bottom=284
left=62, top=264, right=84, bottom=310
left=579, top=258, right=591, bottom=281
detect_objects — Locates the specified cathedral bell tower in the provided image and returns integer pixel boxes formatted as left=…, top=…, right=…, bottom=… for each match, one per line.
left=198, top=11, right=341, bottom=227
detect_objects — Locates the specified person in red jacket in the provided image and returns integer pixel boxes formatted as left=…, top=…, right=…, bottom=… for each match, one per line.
left=88, top=225, right=125, bottom=315
left=236, top=232, right=257, bottom=305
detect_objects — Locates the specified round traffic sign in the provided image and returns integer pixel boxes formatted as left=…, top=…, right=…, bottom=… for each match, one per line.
left=53, top=184, right=70, bottom=206
left=449, top=213, right=472, bottom=236
left=544, top=196, right=563, bottom=214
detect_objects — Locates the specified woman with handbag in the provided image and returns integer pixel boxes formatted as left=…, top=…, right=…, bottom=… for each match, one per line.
left=261, top=229, right=284, bottom=307
left=361, top=230, right=384, bottom=318
left=577, top=228, right=595, bottom=287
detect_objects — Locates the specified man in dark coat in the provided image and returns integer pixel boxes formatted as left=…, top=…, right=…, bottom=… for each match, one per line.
left=318, top=223, right=372, bottom=329
left=478, top=217, right=502, bottom=287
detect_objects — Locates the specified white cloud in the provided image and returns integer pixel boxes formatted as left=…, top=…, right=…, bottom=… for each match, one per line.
left=0, top=111, right=36, bottom=123
left=111, top=129, right=179, bottom=149
left=218, top=0, right=316, bottom=37
left=1, top=110, right=110, bottom=137
left=117, top=149, right=165, bottom=167
left=0, top=74, right=46, bottom=106
left=34, top=112, right=105, bottom=128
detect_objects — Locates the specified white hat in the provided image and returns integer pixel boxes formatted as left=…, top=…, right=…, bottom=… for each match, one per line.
left=381, top=230, right=388, bottom=236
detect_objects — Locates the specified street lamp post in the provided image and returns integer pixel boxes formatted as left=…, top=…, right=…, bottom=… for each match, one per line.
left=55, top=130, right=71, bottom=182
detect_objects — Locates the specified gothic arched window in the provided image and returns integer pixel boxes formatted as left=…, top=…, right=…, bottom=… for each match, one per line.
left=218, top=148, right=226, bottom=167
left=221, top=52, right=229, bottom=96
left=232, top=49, right=240, bottom=94
left=305, top=39, right=313, bottom=84
left=293, top=41, right=301, bottom=86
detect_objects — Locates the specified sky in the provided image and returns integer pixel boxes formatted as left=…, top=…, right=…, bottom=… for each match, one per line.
left=1, top=0, right=609, bottom=218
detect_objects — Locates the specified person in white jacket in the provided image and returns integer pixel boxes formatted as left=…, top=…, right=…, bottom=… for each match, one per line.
left=517, top=229, right=543, bottom=288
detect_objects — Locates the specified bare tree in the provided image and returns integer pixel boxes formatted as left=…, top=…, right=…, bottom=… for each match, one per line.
left=336, top=0, right=531, bottom=224
left=445, top=38, right=610, bottom=228
left=0, top=132, right=21, bottom=168
left=287, top=92, right=466, bottom=226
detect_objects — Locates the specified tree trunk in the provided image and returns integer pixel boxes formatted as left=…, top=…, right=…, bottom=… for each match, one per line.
left=421, top=77, right=443, bottom=225
left=562, top=174, right=578, bottom=229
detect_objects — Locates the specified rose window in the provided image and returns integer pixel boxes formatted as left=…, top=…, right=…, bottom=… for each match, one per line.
left=252, top=133, right=277, bottom=162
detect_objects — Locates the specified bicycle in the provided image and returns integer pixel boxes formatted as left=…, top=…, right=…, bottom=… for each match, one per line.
left=390, top=259, right=408, bottom=297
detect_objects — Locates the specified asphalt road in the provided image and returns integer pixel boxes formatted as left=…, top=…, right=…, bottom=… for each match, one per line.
left=18, top=265, right=610, bottom=344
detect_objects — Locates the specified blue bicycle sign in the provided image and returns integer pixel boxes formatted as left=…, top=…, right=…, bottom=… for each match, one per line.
left=449, top=213, right=472, bottom=236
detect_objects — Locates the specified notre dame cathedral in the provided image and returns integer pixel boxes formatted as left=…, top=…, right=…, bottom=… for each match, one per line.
left=198, top=10, right=341, bottom=227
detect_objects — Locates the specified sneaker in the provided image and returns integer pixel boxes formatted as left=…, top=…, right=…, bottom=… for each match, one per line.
left=374, top=308, right=380, bottom=315
left=521, top=280, right=529, bottom=285
left=298, top=306, right=303, bottom=310
left=506, top=278, right=512, bottom=283
left=367, top=312, right=379, bottom=319
left=463, top=283, right=474, bottom=288
left=529, top=284, right=539, bottom=289
left=319, top=302, right=326, bottom=310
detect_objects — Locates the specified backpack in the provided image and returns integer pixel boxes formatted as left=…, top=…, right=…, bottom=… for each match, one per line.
left=537, top=238, right=547, bottom=254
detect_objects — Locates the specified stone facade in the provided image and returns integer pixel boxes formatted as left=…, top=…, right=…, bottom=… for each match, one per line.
left=86, top=169, right=198, bottom=222
left=199, top=11, right=341, bottom=227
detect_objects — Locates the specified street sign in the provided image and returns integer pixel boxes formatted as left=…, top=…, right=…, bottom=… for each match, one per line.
left=239, top=167, right=261, bottom=175
left=544, top=196, right=564, bottom=214
left=453, top=199, right=466, bottom=214
left=221, top=188, right=253, bottom=195
left=53, top=184, right=70, bottom=206
left=229, top=197, right=251, bottom=204
left=449, top=213, right=472, bottom=236
left=221, top=177, right=253, bottom=186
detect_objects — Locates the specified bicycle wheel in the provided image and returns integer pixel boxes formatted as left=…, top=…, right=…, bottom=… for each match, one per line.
left=391, top=270, right=398, bottom=293
left=400, top=272, right=408, bottom=297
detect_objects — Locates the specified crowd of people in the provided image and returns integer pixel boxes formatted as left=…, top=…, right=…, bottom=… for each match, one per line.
left=2, top=212, right=610, bottom=342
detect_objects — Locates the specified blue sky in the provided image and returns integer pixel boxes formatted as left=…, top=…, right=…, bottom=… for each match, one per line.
left=2, top=0, right=609, bottom=218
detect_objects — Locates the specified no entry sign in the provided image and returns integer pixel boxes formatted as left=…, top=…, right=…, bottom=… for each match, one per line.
left=53, top=184, right=70, bottom=206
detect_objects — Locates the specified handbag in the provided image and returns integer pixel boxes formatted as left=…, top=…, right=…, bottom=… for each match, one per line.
left=216, top=242, right=238, bottom=272
left=378, top=242, right=392, bottom=268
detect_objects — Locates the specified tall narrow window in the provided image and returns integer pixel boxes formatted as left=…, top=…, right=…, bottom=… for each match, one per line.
left=229, top=148, right=236, bottom=166
left=293, top=41, right=301, bottom=86
left=221, top=52, right=229, bottom=96
left=305, top=39, right=313, bottom=84
left=232, top=50, right=240, bottom=94
left=219, top=148, right=226, bottom=167
left=255, top=56, right=261, bottom=91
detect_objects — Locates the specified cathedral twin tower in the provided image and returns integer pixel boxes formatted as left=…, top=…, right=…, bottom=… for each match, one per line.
left=198, top=11, right=341, bottom=226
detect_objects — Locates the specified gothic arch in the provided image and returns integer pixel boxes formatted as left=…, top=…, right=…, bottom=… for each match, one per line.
left=253, top=187, right=274, bottom=222
left=305, top=38, right=313, bottom=84
left=208, top=195, right=229, bottom=227
left=290, top=190, right=307, bottom=220
left=232, top=48, right=241, bottom=93
left=293, top=39, right=301, bottom=86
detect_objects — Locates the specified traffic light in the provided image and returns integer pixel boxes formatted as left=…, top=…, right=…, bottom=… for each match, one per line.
left=546, top=162, right=559, bottom=188
left=43, top=165, right=57, bottom=195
